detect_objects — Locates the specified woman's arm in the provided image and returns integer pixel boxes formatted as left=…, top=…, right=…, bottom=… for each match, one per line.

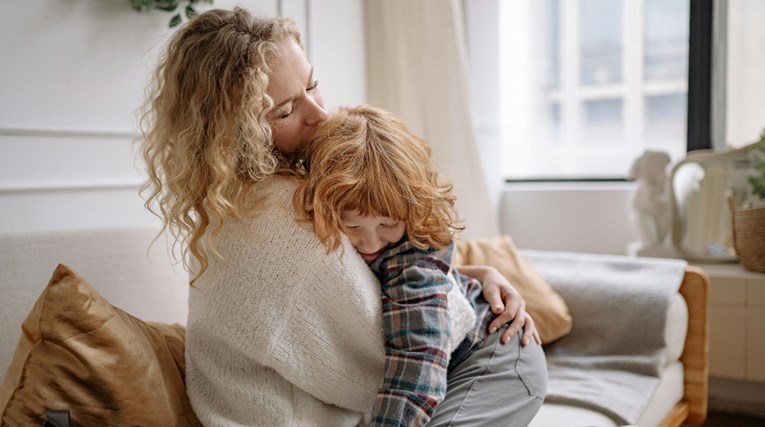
left=457, top=265, right=541, bottom=346
left=187, top=178, right=386, bottom=424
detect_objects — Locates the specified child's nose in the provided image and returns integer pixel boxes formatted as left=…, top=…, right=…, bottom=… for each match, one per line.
left=359, top=233, right=382, bottom=252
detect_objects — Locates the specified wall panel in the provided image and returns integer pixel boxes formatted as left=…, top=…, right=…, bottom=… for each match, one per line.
left=0, top=0, right=365, bottom=234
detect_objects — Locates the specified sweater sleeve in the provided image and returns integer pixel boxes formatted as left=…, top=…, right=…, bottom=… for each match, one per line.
left=185, top=178, right=386, bottom=426
left=370, top=250, right=453, bottom=427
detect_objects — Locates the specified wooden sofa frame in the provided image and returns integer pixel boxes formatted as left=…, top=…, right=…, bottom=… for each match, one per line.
left=658, top=266, right=709, bottom=427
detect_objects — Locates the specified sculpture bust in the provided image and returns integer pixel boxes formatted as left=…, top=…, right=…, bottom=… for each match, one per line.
left=628, top=150, right=673, bottom=256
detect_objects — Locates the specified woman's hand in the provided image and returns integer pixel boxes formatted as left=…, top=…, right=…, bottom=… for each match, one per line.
left=459, top=265, right=542, bottom=346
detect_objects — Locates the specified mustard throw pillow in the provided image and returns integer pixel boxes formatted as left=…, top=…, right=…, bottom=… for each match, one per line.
left=0, top=264, right=200, bottom=426
left=454, top=235, right=572, bottom=344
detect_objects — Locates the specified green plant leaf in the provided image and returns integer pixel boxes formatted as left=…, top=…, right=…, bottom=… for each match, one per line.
left=132, top=0, right=214, bottom=27
left=156, top=4, right=180, bottom=12
left=169, top=13, right=182, bottom=27
left=131, top=0, right=154, bottom=12
left=155, top=0, right=179, bottom=7
left=185, top=5, right=197, bottom=19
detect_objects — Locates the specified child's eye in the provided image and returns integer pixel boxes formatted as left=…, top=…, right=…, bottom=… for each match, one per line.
left=381, top=223, right=398, bottom=229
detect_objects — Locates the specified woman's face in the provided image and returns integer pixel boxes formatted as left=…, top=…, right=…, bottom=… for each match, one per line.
left=266, top=38, right=327, bottom=154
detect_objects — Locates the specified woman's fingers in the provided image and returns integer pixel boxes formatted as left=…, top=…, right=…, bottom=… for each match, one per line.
left=483, top=284, right=505, bottom=314
left=520, top=314, right=541, bottom=346
left=488, top=294, right=521, bottom=333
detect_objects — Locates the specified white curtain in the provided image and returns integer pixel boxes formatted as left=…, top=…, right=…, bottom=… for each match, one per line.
left=364, top=0, right=500, bottom=239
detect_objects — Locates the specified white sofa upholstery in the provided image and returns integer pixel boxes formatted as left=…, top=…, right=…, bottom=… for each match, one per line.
left=0, top=227, right=708, bottom=427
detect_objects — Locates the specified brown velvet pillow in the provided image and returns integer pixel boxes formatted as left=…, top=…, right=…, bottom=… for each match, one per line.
left=0, top=264, right=200, bottom=426
left=454, top=235, right=573, bottom=344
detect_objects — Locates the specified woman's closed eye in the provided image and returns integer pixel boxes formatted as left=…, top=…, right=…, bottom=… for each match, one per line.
left=275, top=81, right=317, bottom=119
left=277, top=104, right=295, bottom=119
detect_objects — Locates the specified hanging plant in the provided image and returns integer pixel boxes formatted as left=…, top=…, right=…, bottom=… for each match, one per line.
left=131, top=0, right=214, bottom=28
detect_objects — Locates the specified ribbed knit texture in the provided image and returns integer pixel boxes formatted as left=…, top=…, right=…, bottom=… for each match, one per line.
left=185, top=177, right=387, bottom=427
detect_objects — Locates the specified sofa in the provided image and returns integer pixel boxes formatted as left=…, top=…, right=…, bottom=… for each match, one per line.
left=0, top=227, right=708, bottom=426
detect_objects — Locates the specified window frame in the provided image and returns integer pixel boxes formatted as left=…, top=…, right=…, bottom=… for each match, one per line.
left=686, top=0, right=713, bottom=153
left=464, top=0, right=714, bottom=183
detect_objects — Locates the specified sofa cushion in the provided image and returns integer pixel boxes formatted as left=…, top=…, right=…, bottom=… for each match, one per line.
left=454, top=235, right=572, bottom=344
left=0, top=264, right=200, bottom=426
left=0, top=227, right=190, bottom=378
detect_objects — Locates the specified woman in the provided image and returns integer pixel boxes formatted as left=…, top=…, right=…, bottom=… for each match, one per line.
left=140, top=7, right=544, bottom=426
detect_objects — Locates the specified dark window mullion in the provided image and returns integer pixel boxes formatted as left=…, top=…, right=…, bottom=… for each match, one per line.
left=687, top=0, right=714, bottom=152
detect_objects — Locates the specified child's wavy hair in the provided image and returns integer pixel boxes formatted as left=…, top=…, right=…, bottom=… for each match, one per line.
left=294, top=105, right=463, bottom=253
left=138, top=8, right=301, bottom=283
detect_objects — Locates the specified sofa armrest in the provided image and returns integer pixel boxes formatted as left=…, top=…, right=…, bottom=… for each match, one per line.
left=676, top=266, right=709, bottom=426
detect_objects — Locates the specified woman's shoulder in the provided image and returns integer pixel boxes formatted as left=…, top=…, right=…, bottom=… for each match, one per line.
left=250, top=175, right=300, bottom=204
left=221, top=177, right=307, bottom=236
left=209, top=175, right=379, bottom=284
left=239, top=176, right=303, bottom=221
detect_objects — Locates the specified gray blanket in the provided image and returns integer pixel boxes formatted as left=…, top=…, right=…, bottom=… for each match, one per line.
left=520, top=250, right=688, bottom=426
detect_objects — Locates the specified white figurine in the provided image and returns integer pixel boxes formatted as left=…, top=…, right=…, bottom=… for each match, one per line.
left=628, top=150, right=673, bottom=254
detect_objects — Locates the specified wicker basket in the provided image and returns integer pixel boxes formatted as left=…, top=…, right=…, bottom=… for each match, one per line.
left=731, top=203, right=765, bottom=273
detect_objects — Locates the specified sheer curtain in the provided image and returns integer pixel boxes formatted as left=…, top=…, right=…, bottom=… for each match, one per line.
left=364, top=0, right=500, bottom=239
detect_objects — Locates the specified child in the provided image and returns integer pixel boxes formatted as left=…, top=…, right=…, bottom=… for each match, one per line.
left=294, top=105, right=546, bottom=426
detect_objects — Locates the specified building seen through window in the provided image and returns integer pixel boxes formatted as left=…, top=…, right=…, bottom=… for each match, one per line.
left=499, top=0, right=690, bottom=180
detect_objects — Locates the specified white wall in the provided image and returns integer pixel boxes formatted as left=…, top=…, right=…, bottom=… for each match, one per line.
left=725, top=0, right=765, bottom=148
left=0, top=0, right=365, bottom=233
left=501, top=182, right=639, bottom=255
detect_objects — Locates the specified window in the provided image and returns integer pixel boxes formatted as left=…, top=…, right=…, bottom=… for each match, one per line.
left=487, top=0, right=692, bottom=180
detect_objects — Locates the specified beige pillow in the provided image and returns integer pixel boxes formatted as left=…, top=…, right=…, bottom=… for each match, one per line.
left=0, top=264, right=200, bottom=426
left=454, top=235, right=572, bottom=344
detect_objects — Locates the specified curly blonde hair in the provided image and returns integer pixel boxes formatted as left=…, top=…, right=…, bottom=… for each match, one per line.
left=139, top=8, right=301, bottom=283
left=294, top=105, right=462, bottom=253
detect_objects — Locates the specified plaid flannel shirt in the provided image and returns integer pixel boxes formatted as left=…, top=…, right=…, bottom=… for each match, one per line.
left=367, top=240, right=493, bottom=427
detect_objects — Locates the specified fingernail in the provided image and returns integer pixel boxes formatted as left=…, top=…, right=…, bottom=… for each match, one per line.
left=489, top=326, right=497, bottom=334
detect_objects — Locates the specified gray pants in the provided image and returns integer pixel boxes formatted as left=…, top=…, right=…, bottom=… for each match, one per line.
left=427, top=330, right=548, bottom=427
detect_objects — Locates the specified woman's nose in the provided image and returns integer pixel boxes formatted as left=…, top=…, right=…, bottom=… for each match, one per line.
left=305, top=96, right=327, bottom=126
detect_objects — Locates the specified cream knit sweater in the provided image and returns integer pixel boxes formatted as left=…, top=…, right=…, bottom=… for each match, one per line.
left=185, top=177, right=474, bottom=426
left=185, top=177, right=385, bottom=426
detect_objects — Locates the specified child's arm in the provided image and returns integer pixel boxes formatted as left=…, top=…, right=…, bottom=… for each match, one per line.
left=457, top=265, right=541, bottom=346
left=371, top=256, right=452, bottom=427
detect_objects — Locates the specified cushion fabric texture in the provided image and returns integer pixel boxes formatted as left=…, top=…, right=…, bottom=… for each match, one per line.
left=454, top=235, right=573, bottom=344
left=0, top=264, right=200, bottom=426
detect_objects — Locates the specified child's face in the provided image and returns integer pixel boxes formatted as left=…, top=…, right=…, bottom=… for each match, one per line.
left=341, top=210, right=406, bottom=264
